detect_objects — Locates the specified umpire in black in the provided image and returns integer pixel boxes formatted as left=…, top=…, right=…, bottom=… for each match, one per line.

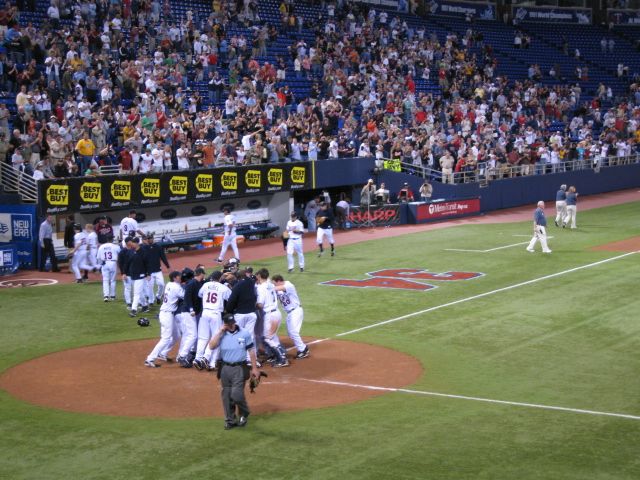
left=209, top=313, right=260, bottom=430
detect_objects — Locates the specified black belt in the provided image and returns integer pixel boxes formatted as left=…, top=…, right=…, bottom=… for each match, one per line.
left=265, top=309, right=277, bottom=313
left=222, top=361, right=245, bottom=367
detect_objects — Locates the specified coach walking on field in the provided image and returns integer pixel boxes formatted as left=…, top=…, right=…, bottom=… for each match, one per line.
left=527, top=201, right=552, bottom=254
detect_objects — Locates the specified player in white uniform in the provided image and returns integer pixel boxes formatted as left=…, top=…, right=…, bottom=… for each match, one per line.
left=285, top=212, right=305, bottom=273
left=97, top=237, right=121, bottom=301
left=84, top=224, right=99, bottom=270
left=255, top=268, right=289, bottom=367
left=119, top=210, right=144, bottom=247
left=272, top=275, right=309, bottom=359
left=216, top=208, right=240, bottom=263
left=145, top=271, right=184, bottom=367
left=195, top=271, right=231, bottom=370
left=70, top=224, right=87, bottom=283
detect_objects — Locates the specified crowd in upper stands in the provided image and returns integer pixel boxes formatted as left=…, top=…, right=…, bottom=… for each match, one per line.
left=0, top=0, right=639, bottom=183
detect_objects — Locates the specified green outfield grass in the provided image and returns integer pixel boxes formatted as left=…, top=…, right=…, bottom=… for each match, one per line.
left=1, top=201, right=639, bottom=479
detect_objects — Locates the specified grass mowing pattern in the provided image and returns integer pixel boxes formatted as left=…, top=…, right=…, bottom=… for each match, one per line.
left=1, top=201, right=639, bottom=479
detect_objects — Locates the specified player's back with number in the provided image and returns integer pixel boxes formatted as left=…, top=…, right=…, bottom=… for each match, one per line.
left=276, top=281, right=300, bottom=310
left=257, top=281, right=278, bottom=312
left=198, top=281, right=231, bottom=312
left=98, top=242, right=121, bottom=263
left=161, top=281, right=184, bottom=313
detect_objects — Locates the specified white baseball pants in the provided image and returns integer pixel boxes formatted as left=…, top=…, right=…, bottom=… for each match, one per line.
left=122, top=276, right=132, bottom=305
left=196, top=310, right=222, bottom=363
left=71, top=250, right=87, bottom=280
left=286, top=307, right=306, bottom=353
left=262, top=310, right=283, bottom=351
left=101, top=261, right=117, bottom=298
left=563, top=206, right=577, bottom=228
left=527, top=226, right=551, bottom=253
left=146, top=311, right=177, bottom=362
left=177, top=312, right=198, bottom=359
left=555, top=201, right=566, bottom=225
left=235, top=312, right=257, bottom=361
left=218, top=234, right=239, bottom=261
left=287, top=238, right=304, bottom=269
left=145, top=270, right=165, bottom=302
left=131, top=278, right=148, bottom=311
left=316, top=227, right=334, bottom=246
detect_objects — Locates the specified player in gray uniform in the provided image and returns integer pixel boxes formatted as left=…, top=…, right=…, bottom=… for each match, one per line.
left=526, top=201, right=552, bottom=254
left=554, top=184, right=567, bottom=227
left=145, top=271, right=184, bottom=367
left=272, top=274, right=309, bottom=359
left=97, top=236, right=121, bottom=301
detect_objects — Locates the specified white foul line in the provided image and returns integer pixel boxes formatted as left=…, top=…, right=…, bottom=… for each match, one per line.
left=446, top=238, right=554, bottom=252
left=301, top=378, right=640, bottom=421
left=337, top=250, right=639, bottom=337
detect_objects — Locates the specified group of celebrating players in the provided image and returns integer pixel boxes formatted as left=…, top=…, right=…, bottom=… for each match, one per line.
left=141, top=257, right=309, bottom=370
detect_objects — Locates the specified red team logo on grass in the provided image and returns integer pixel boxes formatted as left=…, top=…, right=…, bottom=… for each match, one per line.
left=321, top=268, right=484, bottom=291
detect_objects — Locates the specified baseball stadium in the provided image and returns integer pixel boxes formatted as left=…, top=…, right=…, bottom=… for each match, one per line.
left=1, top=0, right=640, bottom=478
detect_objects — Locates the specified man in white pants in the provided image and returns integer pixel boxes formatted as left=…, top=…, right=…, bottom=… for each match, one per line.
left=85, top=223, right=99, bottom=271
left=315, top=202, right=336, bottom=257
left=563, top=186, right=579, bottom=229
left=216, top=208, right=240, bottom=263
left=526, top=201, right=552, bottom=254
left=145, top=271, right=184, bottom=367
left=126, top=237, right=151, bottom=317
left=176, top=267, right=206, bottom=368
left=118, top=237, right=134, bottom=308
left=272, top=274, right=309, bottom=359
left=142, top=233, right=170, bottom=305
left=255, top=268, right=289, bottom=367
left=97, top=236, right=121, bottom=301
left=195, top=270, right=231, bottom=370
left=70, top=223, right=87, bottom=283
left=554, top=184, right=567, bottom=227
left=226, top=269, right=258, bottom=365
left=285, top=212, right=305, bottom=273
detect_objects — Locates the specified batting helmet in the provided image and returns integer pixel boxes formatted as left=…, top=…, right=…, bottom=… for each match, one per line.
left=181, top=267, right=194, bottom=283
left=137, top=317, right=150, bottom=327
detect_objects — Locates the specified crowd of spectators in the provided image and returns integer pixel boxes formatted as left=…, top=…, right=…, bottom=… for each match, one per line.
left=0, top=0, right=639, bottom=184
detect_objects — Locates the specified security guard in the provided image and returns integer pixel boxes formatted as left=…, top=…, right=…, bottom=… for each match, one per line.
left=209, top=313, right=259, bottom=430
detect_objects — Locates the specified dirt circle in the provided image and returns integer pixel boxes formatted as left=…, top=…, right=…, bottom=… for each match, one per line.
left=0, top=278, right=58, bottom=288
left=0, top=338, right=422, bottom=418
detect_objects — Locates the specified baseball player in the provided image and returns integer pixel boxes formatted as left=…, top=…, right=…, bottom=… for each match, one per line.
left=194, top=270, right=232, bottom=370
left=563, top=186, right=579, bottom=229
left=119, top=210, right=144, bottom=247
left=272, top=274, right=309, bottom=359
left=84, top=223, right=99, bottom=271
left=255, top=268, right=289, bottom=367
left=142, top=233, right=170, bottom=305
left=526, top=201, right=552, bottom=254
left=145, top=271, right=184, bottom=368
left=216, top=208, right=240, bottom=263
left=315, top=202, right=336, bottom=257
left=126, top=237, right=151, bottom=317
left=176, top=267, right=206, bottom=368
left=554, top=184, right=567, bottom=227
left=226, top=268, right=258, bottom=366
left=97, top=235, right=121, bottom=301
left=285, top=212, right=305, bottom=272
left=118, top=237, right=134, bottom=308
left=70, top=223, right=87, bottom=283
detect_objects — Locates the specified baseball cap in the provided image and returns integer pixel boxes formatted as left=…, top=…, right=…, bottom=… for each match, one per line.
left=222, top=312, right=236, bottom=324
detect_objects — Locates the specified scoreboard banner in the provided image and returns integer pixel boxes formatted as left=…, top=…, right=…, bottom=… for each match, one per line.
left=38, top=163, right=310, bottom=215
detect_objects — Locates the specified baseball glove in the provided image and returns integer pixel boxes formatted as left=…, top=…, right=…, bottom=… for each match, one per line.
left=249, top=371, right=268, bottom=394
left=316, top=216, right=327, bottom=225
